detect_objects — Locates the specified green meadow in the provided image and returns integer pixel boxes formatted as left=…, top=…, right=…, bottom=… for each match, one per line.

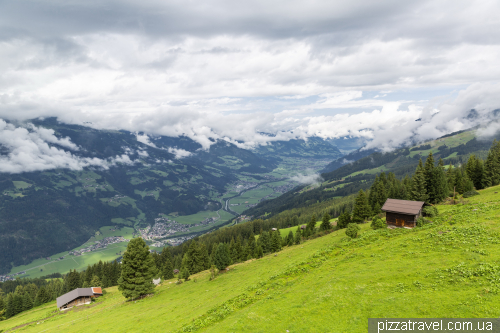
left=3, top=185, right=500, bottom=332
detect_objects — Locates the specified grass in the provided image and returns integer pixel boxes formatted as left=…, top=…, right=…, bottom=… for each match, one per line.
left=5, top=186, right=500, bottom=332
left=13, top=181, right=32, bottom=189
left=166, top=211, right=221, bottom=224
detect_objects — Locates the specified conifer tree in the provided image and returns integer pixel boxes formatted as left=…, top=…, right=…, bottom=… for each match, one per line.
left=337, top=211, right=351, bottom=229
left=320, top=213, right=332, bottom=231
left=286, top=231, right=294, bottom=245
left=66, top=269, right=81, bottom=291
left=352, top=190, right=371, bottom=223
left=118, top=237, right=158, bottom=300
left=162, top=258, right=175, bottom=280
left=5, top=294, right=14, bottom=318
left=247, top=234, right=256, bottom=258
left=424, top=152, right=436, bottom=202
left=411, top=159, right=428, bottom=202
left=483, top=140, right=500, bottom=187
left=294, top=227, right=302, bottom=245
left=213, top=243, right=231, bottom=270
left=306, top=214, right=317, bottom=233
left=90, top=275, right=102, bottom=288
left=259, top=231, right=271, bottom=253
left=181, top=267, right=190, bottom=281
left=34, top=287, right=50, bottom=307
left=270, top=230, right=281, bottom=252
left=255, top=245, right=264, bottom=258
left=22, top=293, right=33, bottom=311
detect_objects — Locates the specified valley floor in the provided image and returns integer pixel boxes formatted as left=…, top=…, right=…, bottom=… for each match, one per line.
left=3, top=185, right=500, bottom=332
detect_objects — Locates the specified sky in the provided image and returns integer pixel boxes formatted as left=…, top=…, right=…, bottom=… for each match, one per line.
left=1, top=0, right=500, bottom=162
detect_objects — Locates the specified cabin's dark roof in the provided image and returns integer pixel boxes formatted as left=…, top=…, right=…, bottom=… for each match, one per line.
left=381, top=198, right=425, bottom=215
left=56, top=288, right=102, bottom=308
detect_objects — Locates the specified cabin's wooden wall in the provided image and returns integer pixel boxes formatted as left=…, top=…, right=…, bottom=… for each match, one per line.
left=386, top=212, right=418, bottom=228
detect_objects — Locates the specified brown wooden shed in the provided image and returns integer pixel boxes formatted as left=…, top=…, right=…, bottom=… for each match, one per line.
left=381, top=198, right=425, bottom=228
left=56, top=287, right=102, bottom=311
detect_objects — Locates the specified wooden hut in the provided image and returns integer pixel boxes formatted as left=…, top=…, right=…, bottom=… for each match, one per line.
left=381, top=198, right=425, bottom=228
left=56, top=287, right=102, bottom=311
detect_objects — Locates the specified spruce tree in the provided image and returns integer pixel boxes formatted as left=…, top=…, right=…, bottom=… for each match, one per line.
left=306, top=214, right=317, bottom=233
left=22, top=292, right=33, bottom=311
left=5, top=294, right=14, bottom=318
left=162, top=258, right=175, bottom=280
left=352, top=190, right=371, bottom=223
left=34, top=287, right=50, bottom=307
left=118, top=237, right=158, bottom=300
left=337, top=211, right=351, bottom=229
left=213, top=243, right=231, bottom=270
left=259, top=231, right=271, bottom=253
left=286, top=231, right=294, bottom=245
left=66, top=269, right=81, bottom=291
left=320, top=213, right=332, bottom=231
left=424, top=152, right=436, bottom=202
left=294, top=227, right=302, bottom=245
left=411, top=159, right=428, bottom=202
left=255, top=245, right=263, bottom=258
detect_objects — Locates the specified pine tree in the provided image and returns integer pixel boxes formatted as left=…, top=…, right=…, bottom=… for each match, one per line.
left=286, top=231, right=294, bottom=245
left=424, top=152, right=436, bottom=202
left=352, top=190, right=371, bottom=223
left=101, top=265, right=111, bottom=288
left=320, top=213, right=332, bottom=231
left=306, top=214, right=317, bottom=233
left=5, top=294, right=14, bottom=318
left=337, top=211, right=351, bottom=229
left=66, top=269, right=81, bottom=291
left=213, top=243, right=231, bottom=270
left=294, top=227, right=302, bottom=245
left=181, top=267, right=190, bottom=281
left=118, top=237, right=158, bottom=300
left=34, top=287, right=50, bottom=307
left=247, top=234, right=256, bottom=258
left=259, top=231, right=271, bottom=253
left=432, top=165, right=448, bottom=203
left=22, top=292, right=33, bottom=311
left=255, top=245, right=263, bottom=258
left=162, top=258, right=175, bottom=279
left=270, top=230, right=281, bottom=252
left=411, top=159, right=428, bottom=202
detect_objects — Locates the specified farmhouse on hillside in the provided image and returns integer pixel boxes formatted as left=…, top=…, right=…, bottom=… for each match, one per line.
left=56, top=287, right=103, bottom=311
left=381, top=198, right=425, bottom=228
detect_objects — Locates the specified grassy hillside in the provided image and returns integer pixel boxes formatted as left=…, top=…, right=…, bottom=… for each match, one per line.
left=3, top=185, right=500, bottom=332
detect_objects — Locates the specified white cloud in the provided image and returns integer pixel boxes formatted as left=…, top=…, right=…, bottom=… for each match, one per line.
left=0, top=120, right=137, bottom=173
left=167, top=147, right=192, bottom=159
left=290, top=173, right=324, bottom=185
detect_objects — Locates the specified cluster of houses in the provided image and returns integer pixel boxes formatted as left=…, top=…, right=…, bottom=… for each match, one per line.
left=68, top=236, right=127, bottom=256
left=105, top=194, right=127, bottom=203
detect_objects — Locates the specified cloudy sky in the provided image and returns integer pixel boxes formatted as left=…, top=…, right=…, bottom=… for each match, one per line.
left=1, top=0, right=500, bottom=152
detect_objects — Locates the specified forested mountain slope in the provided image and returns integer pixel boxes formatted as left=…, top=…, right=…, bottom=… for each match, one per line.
left=244, top=128, right=500, bottom=218
left=0, top=118, right=338, bottom=274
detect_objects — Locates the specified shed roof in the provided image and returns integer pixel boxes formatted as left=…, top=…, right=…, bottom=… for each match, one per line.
left=381, top=198, right=425, bottom=215
left=56, top=288, right=101, bottom=308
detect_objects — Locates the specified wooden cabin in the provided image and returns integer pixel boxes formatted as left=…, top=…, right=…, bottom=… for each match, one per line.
left=56, top=287, right=102, bottom=311
left=381, top=198, right=425, bottom=228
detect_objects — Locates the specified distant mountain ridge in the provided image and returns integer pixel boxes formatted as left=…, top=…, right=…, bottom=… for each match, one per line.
left=0, top=118, right=342, bottom=274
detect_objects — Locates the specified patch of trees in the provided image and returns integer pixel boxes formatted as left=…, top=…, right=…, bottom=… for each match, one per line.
left=0, top=260, right=120, bottom=320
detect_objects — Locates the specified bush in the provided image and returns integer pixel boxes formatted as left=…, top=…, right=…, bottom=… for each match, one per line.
left=463, top=190, right=480, bottom=198
left=345, top=223, right=361, bottom=239
left=416, top=217, right=431, bottom=227
left=370, top=216, right=386, bottom=230
left=422, top=206, right=439, bottom=217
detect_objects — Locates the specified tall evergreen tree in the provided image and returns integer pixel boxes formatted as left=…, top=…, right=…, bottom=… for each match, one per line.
left=306, top=214, right=317, bottom=233
left=411, top=159, right=428, bottom=202
left=90, top=275, right=102, bottom=288
left=424, top=152, right=436, bottom=202
left=352, top=190, right=371, bottom=223
left=118, top=237, right=158, bottom=300
left=259, top=231, right=271, bottom=253
left=294, top=227, right=302, bottom=245
left=483, top=140, right=500, bottom=187
left=213, top=243, right=231, bottom=270
left=320, top=213, right=332, bottom=231
left=22, top=292, right=33, bottom=311
left=337, top=211, right=351, bottom=229
left=162, top=258, right=175, bottom=280
left=66, top=269, right=81, bottom=291
left=34, top=287, right=50, bottom=307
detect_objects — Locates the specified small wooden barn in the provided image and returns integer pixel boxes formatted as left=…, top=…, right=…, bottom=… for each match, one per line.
left=56, top=287, right=102, bottom=311
left=381, top=198, right=425, bottom=228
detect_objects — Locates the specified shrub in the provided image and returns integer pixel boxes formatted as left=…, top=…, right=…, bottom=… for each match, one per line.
left=345, top=223, right=360, bottom=239
left=423, top=206, right=439, bottom=217
left=463, top=190, right=480, bottom=198
left=416, top=217, right=431, bottom=227
left=370, top=217, right=386, bottom=230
